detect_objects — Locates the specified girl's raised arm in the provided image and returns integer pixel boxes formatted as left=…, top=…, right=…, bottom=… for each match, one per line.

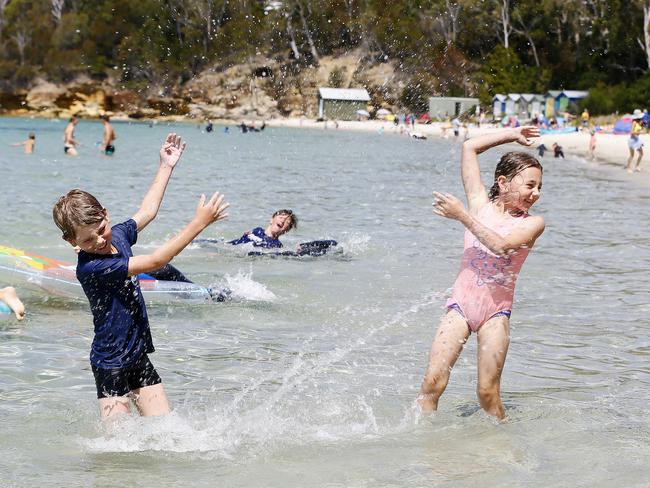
left=460, top=127, right=539, bottom=214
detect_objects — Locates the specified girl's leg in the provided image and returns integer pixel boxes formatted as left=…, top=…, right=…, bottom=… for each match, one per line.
left=636, top=148, right=643, bottom=170
left=627, top=148, right=635, bottom=171
left=476, top=316, right=510, bottom=419
left=98, top=396, right=131, bottom=419
left=418, top=310, right=470, bottom=412
left=0, top=287, right=25, bottom=320
left=132, top=383, right=171, bottom=416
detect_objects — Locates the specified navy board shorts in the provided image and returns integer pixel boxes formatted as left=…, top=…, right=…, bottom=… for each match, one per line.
left=91, top=354, right=162, bottom=399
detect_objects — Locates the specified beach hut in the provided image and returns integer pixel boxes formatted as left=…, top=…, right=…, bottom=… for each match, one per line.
left=518, top=94, right=544, bottom=120
left=544, top=90, right=589, bottom=117
left=317, top=87, right=371, bottom=120
left=492, top=94, right=507, bottom=117
left=428, top=96, right=479, bottom=119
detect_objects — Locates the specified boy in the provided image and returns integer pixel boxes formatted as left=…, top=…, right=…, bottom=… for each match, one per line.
left=52, top=133, right=229, bottom=419
left=229, top=209, right=297, bottom=248
left=64, top=116, right=79, bottom=155
left=100, top=115, right=116, bottom=155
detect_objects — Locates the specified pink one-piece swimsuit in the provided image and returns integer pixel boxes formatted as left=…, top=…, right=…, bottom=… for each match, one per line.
left=446, top=203, right=531, bottom=332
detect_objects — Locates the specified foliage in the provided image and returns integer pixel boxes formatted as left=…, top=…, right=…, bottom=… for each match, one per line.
left=0, top=0, right=647, bottom=113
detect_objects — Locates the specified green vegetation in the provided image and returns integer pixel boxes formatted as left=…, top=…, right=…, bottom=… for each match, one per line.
left=0, top=0, right=649, bottom=114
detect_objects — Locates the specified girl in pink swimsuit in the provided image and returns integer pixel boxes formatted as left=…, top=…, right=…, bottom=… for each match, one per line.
left=419, top=127, right=545, bottom=420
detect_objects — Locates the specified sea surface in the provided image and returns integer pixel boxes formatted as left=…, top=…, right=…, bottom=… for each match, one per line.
left=0, top=117, right=649, bottom=487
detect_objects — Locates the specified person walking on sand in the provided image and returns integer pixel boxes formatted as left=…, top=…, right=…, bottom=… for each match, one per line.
left=12, top=133, right=35, bottom=154
left=418, top=126, right=545, bottom=420
left=100, top=115, right=116, bottom=156
left=589, top=127, right=597, bottom=161
left=626, top=109, right=644, bottom=172
left=64, top=116, right=79, bottom=156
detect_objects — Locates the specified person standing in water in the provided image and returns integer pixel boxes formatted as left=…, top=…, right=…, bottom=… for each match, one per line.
left=64, top=116, right=79, bottom=156
left=53, top=133, right=229, bottom=419
left=418, top=126, right=545, bottom=420
left=100, top=115, right=116, bottom=156
left=13, top=133, right=36, bottom=154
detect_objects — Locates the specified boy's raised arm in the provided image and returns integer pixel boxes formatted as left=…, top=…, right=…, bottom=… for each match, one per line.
left=132, top=133, right=187, bottom=232
left=128, top=192, right=229, bottom=276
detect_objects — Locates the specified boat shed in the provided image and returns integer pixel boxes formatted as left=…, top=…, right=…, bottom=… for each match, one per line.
left=428, top=96, right=479, bottom=119
left=317, top=87, right=370, bottom=120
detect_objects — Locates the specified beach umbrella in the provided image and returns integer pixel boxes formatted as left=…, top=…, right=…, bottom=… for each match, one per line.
left=614, top=117, right=632, bottom=134
left=356, top=109, right=370, bottom=117
left=376, top=108, right=392, bottom=116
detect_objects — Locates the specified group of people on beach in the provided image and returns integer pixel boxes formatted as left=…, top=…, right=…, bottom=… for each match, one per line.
left=4, top=119, right=546, bottom=423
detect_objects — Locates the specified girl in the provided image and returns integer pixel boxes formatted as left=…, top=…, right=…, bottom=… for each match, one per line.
left=419, top=126, right=545, bottom=419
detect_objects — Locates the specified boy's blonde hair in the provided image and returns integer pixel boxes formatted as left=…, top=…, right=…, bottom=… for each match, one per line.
left=53, top=189, right=104, bottom=240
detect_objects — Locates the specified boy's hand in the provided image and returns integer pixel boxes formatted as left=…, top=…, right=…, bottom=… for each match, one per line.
left=432, top=191, right=467, bottom=221
left=160, top=133, right=187, bottom=169
left=514, top=126, right=540, bottom=146
left=194, top=192, right=229, bottom=227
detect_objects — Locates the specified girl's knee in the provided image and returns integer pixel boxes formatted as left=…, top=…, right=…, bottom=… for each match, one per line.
left=476, top=383, right=500, bottom=403
left=421, top=371, right=449, bottom=397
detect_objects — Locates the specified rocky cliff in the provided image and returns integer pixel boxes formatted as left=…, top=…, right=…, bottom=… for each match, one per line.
left=0, top=51, right=408, bottom=121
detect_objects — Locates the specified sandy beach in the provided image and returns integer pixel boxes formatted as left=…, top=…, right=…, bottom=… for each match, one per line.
left=257, top=117, right=648, bottom=172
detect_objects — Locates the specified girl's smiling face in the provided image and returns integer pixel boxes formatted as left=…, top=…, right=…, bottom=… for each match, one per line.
left=499, top=167, right=543, bottom=213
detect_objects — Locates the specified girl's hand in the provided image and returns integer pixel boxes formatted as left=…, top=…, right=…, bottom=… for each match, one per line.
left=159, top=133, right=187, bottom=168
left=432, top=192, right=467, bottom=220
left=514, top=126, right=540, bottom=146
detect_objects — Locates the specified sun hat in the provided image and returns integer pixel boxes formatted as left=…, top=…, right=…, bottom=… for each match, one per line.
left=632, top=108, right=644, bottom=119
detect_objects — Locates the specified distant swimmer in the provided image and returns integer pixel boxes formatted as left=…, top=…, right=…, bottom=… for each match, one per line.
left=229, top=209, right=297, bottom=248
left=0, top=286, right=25, bottom=320
left=419, top=126, right=545, bottom=420
left=63, top=116, right=79, bottom=156
left=100, top=115, right=116, bottom=155
left=206, top=120, right=213, bottom=133
left=12, top=132, right=35, bottom=154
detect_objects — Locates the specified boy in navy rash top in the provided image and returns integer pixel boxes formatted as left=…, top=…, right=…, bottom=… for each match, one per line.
left=229, top=209, right=297, bottom=248
left=53, top=133, right=229, bottom=419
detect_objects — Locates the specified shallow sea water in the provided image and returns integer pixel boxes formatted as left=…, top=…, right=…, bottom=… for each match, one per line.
left=0, top=117, right=649, bottom=487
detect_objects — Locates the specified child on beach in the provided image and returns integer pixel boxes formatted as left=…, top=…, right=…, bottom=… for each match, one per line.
left=0, top=286, right=25, bottom=320
left=52, top=133, right=229, bottom=419
left=418, top=126, right=545, bottom=420
left=626, top=111, right=644, bottom=172
left=229, top=209, right=297, bottom=249
left=553, top=142, right=564, bottom=158
left=12, top=133, right=35, bottom=154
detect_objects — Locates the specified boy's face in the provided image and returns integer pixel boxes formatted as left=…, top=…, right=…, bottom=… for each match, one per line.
left=269, top=213, right=293, bottom=237
left=67, top=210, right=113, bottom=254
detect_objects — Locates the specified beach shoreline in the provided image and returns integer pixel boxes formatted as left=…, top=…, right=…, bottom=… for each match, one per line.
left=3, top=112, right=647, bottom=172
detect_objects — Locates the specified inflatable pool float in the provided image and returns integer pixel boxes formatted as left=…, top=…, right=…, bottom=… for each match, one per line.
left=0, top=245, right=212, bottom=303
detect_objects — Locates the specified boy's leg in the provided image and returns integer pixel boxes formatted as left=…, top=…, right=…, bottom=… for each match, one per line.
left=476, top=316, right=510, bottom=420
left=418, top=310, right=470, bottom=412
left=132, top=384, right=171, bottom=416
left=98, top=396, right=132, bottom=419
left=0, top=286, right=25, bottom=320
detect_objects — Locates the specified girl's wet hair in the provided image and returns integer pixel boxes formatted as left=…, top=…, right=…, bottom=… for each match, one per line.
left=273, top=209, right=297, bottom=230
left=488, top=151, right=543, bottom=200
